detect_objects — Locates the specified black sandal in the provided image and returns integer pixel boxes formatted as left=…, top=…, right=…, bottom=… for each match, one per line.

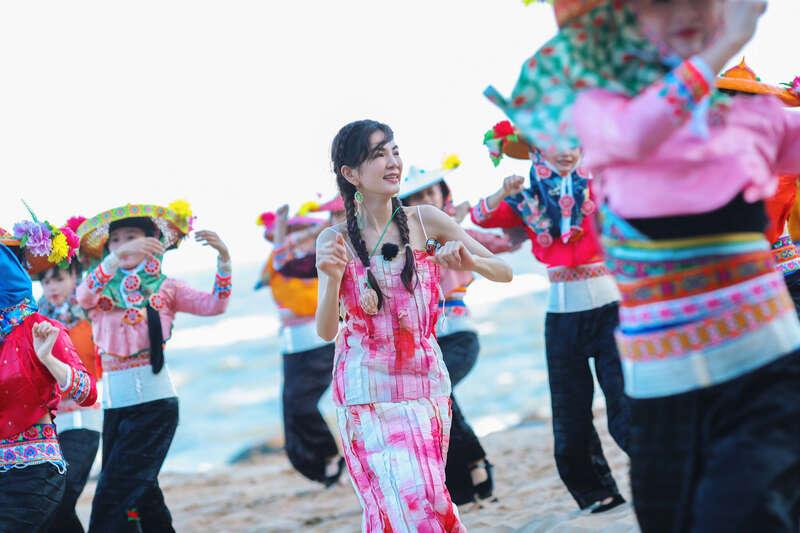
left=469, top=460, right=495, bottom=501
left=589, top=494, right=626, bottom=514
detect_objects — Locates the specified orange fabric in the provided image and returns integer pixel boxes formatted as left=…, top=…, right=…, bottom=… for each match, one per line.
left=266, top=252, right=318, bottom=317
left=765, top=175, right=799, bottom=244
left=68, top=319, right=101, bottom=379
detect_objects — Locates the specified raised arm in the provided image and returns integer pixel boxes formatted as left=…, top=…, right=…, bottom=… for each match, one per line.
left=33, top=319, right=98, bottom=407
left=471, top=175, right=526, bottom=229
left=422, top=205, right=513, bottom=283
left=315, top=228, right=349, bottom=342
left=171, top=258, right=232, bottom=316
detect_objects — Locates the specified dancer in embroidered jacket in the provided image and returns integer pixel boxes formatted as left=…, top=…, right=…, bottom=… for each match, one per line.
left=0, top=225, right=98, bottom=533
left=399, top=155, right=522, bottom=505
left=487, top=0, right=800, bottom=530
left=34, top=217, right=103, bottom=533
left=75, top=202, right=231, bottom=532
left=255, top=202, right=345, bottom=486
left=471, top=125, right=628, bottom=512
left=316, top=120, right=512, bottom=532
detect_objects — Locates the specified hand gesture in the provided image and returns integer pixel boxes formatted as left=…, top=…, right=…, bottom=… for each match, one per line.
left=501, top=175, right=525, bottom=197
left=114, top=237, right=165, bottom=262
left=277, top=204, right=290, bottom=220
left=317, top=233, right=349, bottom=281
left=195, top=230, right=231, bottom=263
left=32, top=321, right=60, bottom=363
left=428, top=241, right=477, bottom=272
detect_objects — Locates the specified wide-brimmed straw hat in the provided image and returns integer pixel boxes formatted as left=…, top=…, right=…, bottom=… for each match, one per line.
left=77, top=201, right=194, bottom=260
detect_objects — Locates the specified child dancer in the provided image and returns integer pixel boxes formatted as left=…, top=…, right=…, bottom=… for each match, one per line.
left=75, top=203, right=231, bottom=532
left=472, top=124, right=628, bottom=512
left=316, top=120, right=512, bottom=531
left=36, top=218, right=103, bottom=533
left=0, top=225, right=97, bottom=533
left=487, top=0, right=800, bottom=529
left=256, top=204, right=344, bottom=486
left=400, top=156, right=522, bottom=504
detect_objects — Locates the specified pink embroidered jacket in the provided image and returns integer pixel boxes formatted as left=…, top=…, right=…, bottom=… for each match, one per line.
left=77, top=263, right=231, bottom=360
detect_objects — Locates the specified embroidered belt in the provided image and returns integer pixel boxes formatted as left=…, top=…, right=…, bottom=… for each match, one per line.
left=618, top=250, right=774, bottom=306
left=102, top=352, right=152, bottom=372
left=0, top=423, right=65, bottom=473
left=617, top=290, right=794, bottom=361
left=548, top=263, right=611, bottom=283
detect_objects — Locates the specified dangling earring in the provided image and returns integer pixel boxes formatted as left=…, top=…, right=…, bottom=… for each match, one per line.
left=354, top=190, right=366, bottom=230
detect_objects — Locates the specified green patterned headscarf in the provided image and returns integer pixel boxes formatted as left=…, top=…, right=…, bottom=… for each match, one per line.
left=485, top=1, right=726, bottom=153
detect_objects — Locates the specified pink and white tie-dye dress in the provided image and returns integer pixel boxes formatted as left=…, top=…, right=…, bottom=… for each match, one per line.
left=334, top=239, right=465, bottom=532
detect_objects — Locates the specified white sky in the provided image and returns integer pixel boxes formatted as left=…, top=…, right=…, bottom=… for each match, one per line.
left=2, top=1, right=797, bottom=273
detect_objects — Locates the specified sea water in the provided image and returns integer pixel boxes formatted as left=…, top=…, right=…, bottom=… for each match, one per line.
left=162, top=250, right=560, bottom=473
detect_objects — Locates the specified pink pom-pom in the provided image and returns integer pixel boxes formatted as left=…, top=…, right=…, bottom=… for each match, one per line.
left=59, top=226, right=81, bottom=260
left=66, top=216, right=87, bottom=233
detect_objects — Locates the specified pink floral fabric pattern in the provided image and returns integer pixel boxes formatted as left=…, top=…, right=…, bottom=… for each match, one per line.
left=337, top=398, right=465, bottom=533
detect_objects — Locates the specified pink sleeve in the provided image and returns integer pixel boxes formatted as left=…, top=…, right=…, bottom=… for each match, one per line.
left=170, top=272, right=231, bottom=317
left=465, top=228, right=520, bottom=254
left=575, top=58, right=714, bottom=167
left=76, top=261, right=114, bottom=309
left=52, top=326, right=98, bottom=407
left=775, top=110, right=800, bottom=175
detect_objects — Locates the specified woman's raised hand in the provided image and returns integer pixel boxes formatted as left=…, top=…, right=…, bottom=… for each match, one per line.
left=317, top=233, right=349, bottom=281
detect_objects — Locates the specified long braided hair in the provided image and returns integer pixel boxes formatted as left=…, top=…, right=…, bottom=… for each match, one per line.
left=331, top=120, right=416, bottom=310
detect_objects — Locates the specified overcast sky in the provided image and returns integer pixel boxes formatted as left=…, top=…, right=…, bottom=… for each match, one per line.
left=2, top=0, right=797, bottom=272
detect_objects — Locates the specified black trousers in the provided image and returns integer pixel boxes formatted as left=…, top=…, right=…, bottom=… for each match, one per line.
left=0, top=463, right=65, bottom=533
left=439, top=331, right=487, bottom=505
left=88, top=397, right=179, bottom=533
left=630, top=352, right=800, bottom=533
left=282, top=344, right=339, bottom=484
left=544, top=302, right=630, bottom=509
left=48, top=429, right=101, bottom=533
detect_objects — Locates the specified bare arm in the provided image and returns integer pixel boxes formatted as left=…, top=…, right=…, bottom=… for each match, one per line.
left=315, top=228, right=349, bottom=342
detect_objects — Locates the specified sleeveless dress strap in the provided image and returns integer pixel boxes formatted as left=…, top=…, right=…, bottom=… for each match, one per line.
left=416, top=205, right=430, bottom=242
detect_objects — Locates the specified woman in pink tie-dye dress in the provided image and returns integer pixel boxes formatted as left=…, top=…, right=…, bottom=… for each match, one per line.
left=315, top=120, right=513, bottom=532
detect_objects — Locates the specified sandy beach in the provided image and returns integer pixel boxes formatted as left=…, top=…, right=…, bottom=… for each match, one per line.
left=76, top=414, right=638, bottom=532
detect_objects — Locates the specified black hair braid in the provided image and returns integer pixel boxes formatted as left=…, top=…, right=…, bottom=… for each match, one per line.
left=339, top=178, right=386, bottom=309
left=391, top=196, right=417, bottom=293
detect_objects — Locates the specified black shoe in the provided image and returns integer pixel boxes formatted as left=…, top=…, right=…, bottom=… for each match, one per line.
left=590, top=494, right=626, bottom=514
left=323, top=457, right=345, bottom=488
left=469, top=460, right=495, bottom=501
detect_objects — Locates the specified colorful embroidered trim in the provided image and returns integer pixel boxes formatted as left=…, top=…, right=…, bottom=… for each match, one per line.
left=101, top=352, right=153, bottom=372
left=656, top=59, right=712, bottom=122
left=0, top=298, right=36, bottom=342
left=617, top=291, right=793, bottom=362
left=86, top=263, right=113, bottom=294
left=548, top=263, right=611, bottom=283
left=619, top=273, right=785, bottom=331
left=617, top=251, right=774, bottom=306
left=472, top=198, right=495, bottom=226
left=214, top=273, right=232, bottom=299
left=62, top=368, right=92, bottom=404
left=0, top=423, right=65, bottom=473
